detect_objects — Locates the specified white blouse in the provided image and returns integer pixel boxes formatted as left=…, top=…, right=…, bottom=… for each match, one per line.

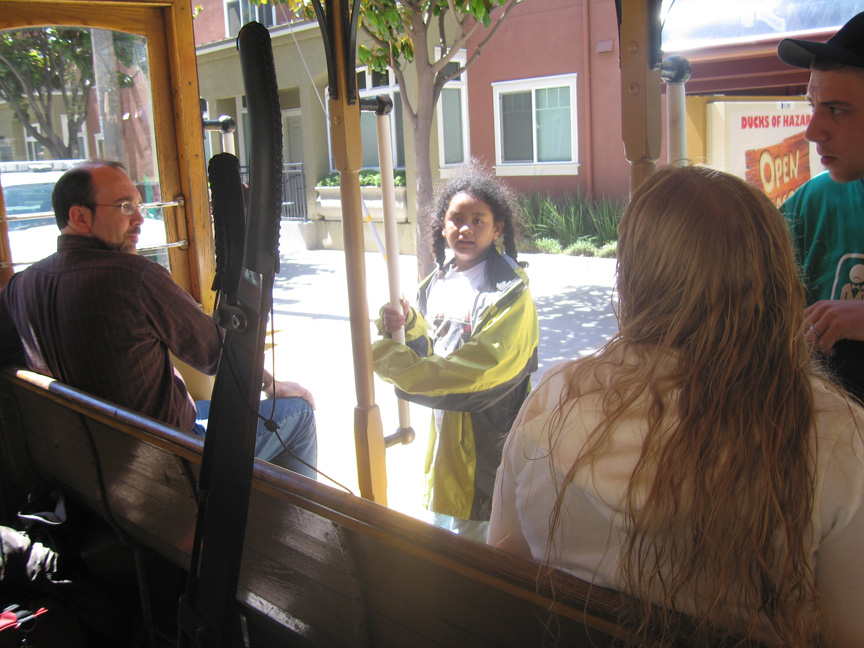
left=489, top=357, right=864, bottom=647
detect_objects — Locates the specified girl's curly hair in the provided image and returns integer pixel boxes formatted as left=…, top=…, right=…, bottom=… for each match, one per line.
left=426, top=159, right=523, bottom=270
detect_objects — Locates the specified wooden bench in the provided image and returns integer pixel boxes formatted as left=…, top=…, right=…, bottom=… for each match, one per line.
left=0, top=366, right=699, bottom=647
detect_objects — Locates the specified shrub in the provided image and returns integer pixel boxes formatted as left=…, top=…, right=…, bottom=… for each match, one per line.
left=565, top=238, right=597, bottom=257
left=317, top=168, right=406, bottom=187
left=521, top=191, right=625, bottom=251
left=532, top=237, right=563, bottom=254
left=517, top=236, right=541, bottom=253
left=596, top=241, right=618, bottom=258
left=588, top=197, right=623, bottom=245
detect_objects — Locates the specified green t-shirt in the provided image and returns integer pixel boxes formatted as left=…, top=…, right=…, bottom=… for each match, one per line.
left=782, top=171, right=864, bottom=305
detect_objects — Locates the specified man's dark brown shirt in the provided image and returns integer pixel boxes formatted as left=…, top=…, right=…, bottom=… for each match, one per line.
left=0, top=235, right=221, bottom=430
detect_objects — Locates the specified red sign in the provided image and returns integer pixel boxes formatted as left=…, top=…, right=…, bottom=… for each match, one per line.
left=744, top=131, right=811, bottom=206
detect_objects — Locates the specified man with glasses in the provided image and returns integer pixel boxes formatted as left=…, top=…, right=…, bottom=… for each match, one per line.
left=0, top=161, right=317, bottom=477
left=779, top=12, right=864, bottom=401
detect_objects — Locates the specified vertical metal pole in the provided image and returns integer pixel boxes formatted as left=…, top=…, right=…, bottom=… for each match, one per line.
left=222, top=131, right=236, bottom=156
left=203, top=115, right=237, bottom=157
left=666, top=82, right=686, bottom=165
left=325, top=0, right=387, bottom=503
left=661, top=55, right=692, bottom=167
left=374, top=102, right=414, bottom=446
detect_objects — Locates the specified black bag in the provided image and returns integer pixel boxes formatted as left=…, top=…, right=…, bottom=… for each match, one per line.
left=2, top=492, right=137, bottom=645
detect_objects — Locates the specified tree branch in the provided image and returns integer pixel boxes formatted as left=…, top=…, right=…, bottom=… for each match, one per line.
left=392, top=64, right=417, bottom=130
left=361, top=22, right=391, bottom=51
left=423, top=0, right=436, bottom=25
left=0, top=50, right=36, bottom=101
left=438, top=10, right=448, bottom=53
left=446, top=0, right=463, bottom=27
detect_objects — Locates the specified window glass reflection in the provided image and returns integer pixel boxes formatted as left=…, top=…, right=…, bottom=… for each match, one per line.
left=661, top=0, right=864, bottom=50
left=0, top=27, right=167, bottom=269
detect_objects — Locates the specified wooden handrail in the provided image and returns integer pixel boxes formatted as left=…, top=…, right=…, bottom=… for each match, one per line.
left=1, top=365, right=740, bottom=647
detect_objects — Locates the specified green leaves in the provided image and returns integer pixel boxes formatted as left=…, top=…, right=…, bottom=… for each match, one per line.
left=466, top=0, right=493, bottom=27
left=317, top=168, right=407, bottom=187
left=0, top=27, right=139, bottom=159
left=277, top=0, right=510, bottom=70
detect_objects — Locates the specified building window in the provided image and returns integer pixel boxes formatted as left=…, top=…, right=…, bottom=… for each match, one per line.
left=326, top=68, right=405, bottom=172
left=225, top=0, right=278, bottom=38
left=25, top=125, right=45, bottom=161
left=435, top=49, right=469, bottom=173
left=492, top=74, right=579, bottom=176
left=94, top=133, right=105, bottom=159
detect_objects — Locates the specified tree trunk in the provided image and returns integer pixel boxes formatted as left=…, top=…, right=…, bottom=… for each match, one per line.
left=92, top=29, right=125, bottom=163
left=413, top=107, right=436, bottom=280
left=407, top=18, right=439, bottom=281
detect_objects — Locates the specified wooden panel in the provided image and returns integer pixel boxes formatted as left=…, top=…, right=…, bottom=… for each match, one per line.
left=11, top=384, right=105, bottom=511
left=86, top=418, right=198, bottom=565
left=239, top=492, right=369, bottom=646
left=0, top=2, right=152, bottom=33
left=0, top=379, right=44, bottom=517
left=234, top=470, right=634, bottom=647
left=355, top=533, right=618, bottom=648
left=161, top=0, right=216, bottom=307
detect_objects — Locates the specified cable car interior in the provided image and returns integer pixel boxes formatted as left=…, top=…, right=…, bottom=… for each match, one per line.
left=0, top=0, right=848, bottom=646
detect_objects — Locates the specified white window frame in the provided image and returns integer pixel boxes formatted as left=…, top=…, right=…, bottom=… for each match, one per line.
left=224, top=0, right=278, bottom=39
left=94, top=133, right=105, bottom=159
left=239, top=95, right=251, bottom=168
left=0, top=135, right=11, bottom=162
left=25, top=124, right=44, bottom=161
left=491, top=73, right=579, bottom=177
left=435, top=48, right=470, bottom=177
left=325, top=67, right=405, bottom=172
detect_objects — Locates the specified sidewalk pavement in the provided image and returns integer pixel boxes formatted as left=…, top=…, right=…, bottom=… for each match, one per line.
left=267, top=239, right=618, bottom=521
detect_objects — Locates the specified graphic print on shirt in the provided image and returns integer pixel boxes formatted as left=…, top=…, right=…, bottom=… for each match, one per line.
left=431, top=311, right=472, bottom=354
left=426, top=260, right=486, bottom=358
left=831, top=253, right=864, bottom=300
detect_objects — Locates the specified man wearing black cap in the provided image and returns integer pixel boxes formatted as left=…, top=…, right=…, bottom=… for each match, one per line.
left=778, top=12, right=864, bottom=401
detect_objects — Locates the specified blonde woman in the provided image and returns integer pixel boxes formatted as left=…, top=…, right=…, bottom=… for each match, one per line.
left=488, top=166, right=864, bottom=646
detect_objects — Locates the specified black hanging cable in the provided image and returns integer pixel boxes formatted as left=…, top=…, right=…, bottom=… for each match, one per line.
left=207, top=312, right=355, bottom=496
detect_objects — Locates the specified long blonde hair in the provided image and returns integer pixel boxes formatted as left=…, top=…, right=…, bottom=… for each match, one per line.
left=548, top=166, right=820, bottom=645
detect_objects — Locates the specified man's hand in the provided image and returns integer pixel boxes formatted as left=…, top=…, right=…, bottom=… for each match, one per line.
left=269, top=379, right=316, bottom=409
left=804, top=300, right=864, bottom=355
left=382, top=298, right=410, bottom=334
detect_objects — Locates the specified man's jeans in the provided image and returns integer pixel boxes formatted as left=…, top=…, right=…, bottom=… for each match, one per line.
left=192, top=397, right=317, bottom=479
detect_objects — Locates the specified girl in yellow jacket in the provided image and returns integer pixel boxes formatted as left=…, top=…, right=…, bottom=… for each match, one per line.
left=373, top=162, right=538, bottom=542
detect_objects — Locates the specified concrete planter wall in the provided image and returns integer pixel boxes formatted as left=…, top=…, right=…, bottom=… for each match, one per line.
left=312, top=185, right=415, bottom=254
left=314, top=185, right=408, bottom=222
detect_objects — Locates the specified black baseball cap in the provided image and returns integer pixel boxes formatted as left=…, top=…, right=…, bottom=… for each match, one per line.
left=778, top=11, right=864, bottom=69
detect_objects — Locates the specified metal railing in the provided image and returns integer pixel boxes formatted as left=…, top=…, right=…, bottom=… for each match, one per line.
left=240, top=162, right=308, bottom=221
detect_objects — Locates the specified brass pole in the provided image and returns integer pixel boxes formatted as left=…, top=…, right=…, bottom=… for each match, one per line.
left=325, top=0, right=387, bottom=504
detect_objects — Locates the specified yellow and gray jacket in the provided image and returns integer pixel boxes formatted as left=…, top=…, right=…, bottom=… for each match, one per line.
left=372, top=248, right=539, bottom=520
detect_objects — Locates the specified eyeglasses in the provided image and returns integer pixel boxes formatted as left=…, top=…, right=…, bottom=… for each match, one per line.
left=94, top=201, right=149, bottom=217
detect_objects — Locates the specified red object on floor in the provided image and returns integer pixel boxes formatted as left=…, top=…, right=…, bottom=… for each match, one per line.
left=0, top=606, right=47, bottom=632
